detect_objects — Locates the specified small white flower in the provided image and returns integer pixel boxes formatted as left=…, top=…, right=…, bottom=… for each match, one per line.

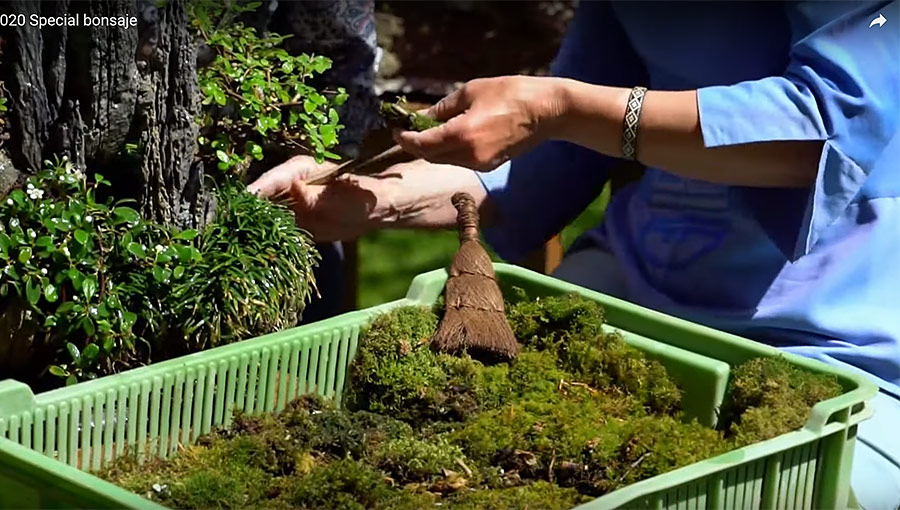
left=41, top=268, right=48, bottom=275
left=62, top=246, right=70, bottom=256
left=90, top=307, right=98, bottom=316
left=9, top=218, right=19, bottom=228
left=28, top=230, right=36, bottom=239
left=62, top=155, right=68, bottom=162
left=154, top=244, right=164, bottom=252
left=85, top=215, right=93, bottom=223
left=26, top=183, right=34, bottom=190
left=6, top=198, right=12, bottom=205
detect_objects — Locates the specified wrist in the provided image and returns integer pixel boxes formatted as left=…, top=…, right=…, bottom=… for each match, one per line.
left=535, top=77, right=575, bottom=141
left=546, top=80, right=631, bottom=157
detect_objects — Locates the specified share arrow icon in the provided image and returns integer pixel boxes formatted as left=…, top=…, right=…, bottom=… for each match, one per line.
left=870, top=13, right=887, bottom=28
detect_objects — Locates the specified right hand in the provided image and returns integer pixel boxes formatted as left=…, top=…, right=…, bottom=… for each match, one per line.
left=248, top=155, right=378, bottom=242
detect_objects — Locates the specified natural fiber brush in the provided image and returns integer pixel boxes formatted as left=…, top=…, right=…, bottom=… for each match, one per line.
left=430, top=192, right=520, bottom=362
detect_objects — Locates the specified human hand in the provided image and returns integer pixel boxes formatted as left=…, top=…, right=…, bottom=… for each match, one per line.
left=394, top=76, right=567, bottom=171
left=248, top=155, right=377, bottom=242
left=247, top=155, right=338, bottom=200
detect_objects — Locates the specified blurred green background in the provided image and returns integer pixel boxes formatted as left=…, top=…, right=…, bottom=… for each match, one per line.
left=357, top=183, right=610, bottom=307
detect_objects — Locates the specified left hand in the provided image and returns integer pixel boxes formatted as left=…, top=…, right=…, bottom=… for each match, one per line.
left=394, top=76, right=566, bottom=171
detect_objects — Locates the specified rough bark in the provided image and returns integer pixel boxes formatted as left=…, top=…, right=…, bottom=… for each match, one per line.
left=0, top=0, right=213, bottom=229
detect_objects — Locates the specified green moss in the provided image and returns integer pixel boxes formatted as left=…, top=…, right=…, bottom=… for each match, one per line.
left=372, top=435, right=467, bottom=483
left=508, top=294, right=681, bottom=414
left=723, top=356, right=843, bottom=444
left=444, top=481, right=592, bottom=510
left=379, top=101, right=443, bottom=131
left=102, top=294, right=845, bottom=509
left=345, top=306, right=486, bottom=423
left=284, top=458, right=395, bottom=510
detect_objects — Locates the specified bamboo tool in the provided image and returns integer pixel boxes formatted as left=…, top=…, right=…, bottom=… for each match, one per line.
left=431, top=192, right=520, bottom=362
left=305, top=144, right=412, bottom=185
left=304, top=101, right=441, bottom=186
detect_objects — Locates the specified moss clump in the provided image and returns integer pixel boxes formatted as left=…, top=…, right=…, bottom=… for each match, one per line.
left=380, top=101, right=443, bottom=131
left=344, top=306, right=486, bottom=424
left=507, top=294, right=681, bottom=414
left=102, top=293, right=844, bottom=509
left=723, top=357, right=843, bottom=445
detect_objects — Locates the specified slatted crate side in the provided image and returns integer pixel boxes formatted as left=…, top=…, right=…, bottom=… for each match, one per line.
left=0, top=325, right=363, bottom=474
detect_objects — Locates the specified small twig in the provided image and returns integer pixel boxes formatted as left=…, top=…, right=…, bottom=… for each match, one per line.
left=455, top=457, right=473, bottom=478
left=548, top=450, right=556, bottom=482
left=558, top=379, right=600, bottom=395
left=617, top=452, right=650, bottom=483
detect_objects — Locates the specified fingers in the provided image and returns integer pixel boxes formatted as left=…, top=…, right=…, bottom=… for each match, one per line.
left=395, top=115, right=467, bottom=161
left=423, top=85, right=470, bottom=121
left=248, top=155, right=332, bottom=199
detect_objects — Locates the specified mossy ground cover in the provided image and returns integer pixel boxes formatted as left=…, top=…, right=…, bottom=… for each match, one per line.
left=100, top=293, right=842, bottom=509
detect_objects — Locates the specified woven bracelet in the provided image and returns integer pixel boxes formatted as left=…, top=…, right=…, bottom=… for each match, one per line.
left=621, top=86, right=647, bottom=161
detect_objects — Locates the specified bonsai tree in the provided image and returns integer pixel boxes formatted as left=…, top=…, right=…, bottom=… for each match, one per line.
left=0, top=0, right=345, bottom=388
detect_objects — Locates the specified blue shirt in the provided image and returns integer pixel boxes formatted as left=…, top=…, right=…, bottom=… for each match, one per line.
left=478, top=1, right=900, bottom=395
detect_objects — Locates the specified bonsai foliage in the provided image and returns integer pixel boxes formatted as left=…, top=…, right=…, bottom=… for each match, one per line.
left=101, top=294, right=843, bottom=509
left=0, top=1, right=335, bottom=387
left=190, top=0, right=348, bottom=177
left=0, top=158, right=318, bottom=386
left=0, top=158, right=200, bottom=383
left=132, top=182, right=319, bottom=354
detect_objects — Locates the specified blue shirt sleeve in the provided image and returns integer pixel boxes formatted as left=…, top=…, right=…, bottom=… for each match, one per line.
left=697, top=1, right=900, bottom=260
left=477, top=1, right=646, bottom=262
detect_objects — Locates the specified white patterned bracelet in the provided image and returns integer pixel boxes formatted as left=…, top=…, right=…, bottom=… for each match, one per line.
left=621, top=86, right=647, bottom=161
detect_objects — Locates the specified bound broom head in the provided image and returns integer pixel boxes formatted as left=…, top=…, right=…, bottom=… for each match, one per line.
left=430, top=192, right=520, bottom=363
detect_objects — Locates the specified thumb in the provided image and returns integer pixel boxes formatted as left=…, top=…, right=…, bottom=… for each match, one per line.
left=423, top=86, right=470, bottom=121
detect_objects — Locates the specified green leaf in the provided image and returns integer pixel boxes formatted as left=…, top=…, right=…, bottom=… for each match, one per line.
left=102, top=336, right=115, bottom=353
left=127, top=242, right=147, bottom=259
left=177, top=245, right=196, bottom=263
left=18, top=247, right=32, bottom=263
left=66, top=375, right=77, bottom=386
left=303, top=98, right=316, bottom=114
left=0, top=233, right=10, bottom=252
left=112, top=207, right=140, bottom=225
left=74, top=229, right=89, bottom=245
left=56, top=301, right=76, bottom=314
left=216, top=149, right=229, bottom=163
left=66, top=342, right=81, bottom=362
left=25, top=278, right=41, bottom=305
left=152, top=266, right=172, bottom=283
left=84, top=343, right=99, bottom=361
left=175, top=229, right=198, bottom=241
left=68, top=269, right=85, bottom=290
left=35, top=236, right=54, bottom=249
left=246, top=141, right=264, bottom=160
left=319, top=124, right=337, bottom=146
left=81, top=318, right=96, bottom=337
left=122, top=311, right=138, bottom=331
left=44, top=283, right=58, bottom=303
left=312, top=58, right=331, bottom=74
left=334, top=89, right=349, bottom=106
left=49, top=365, right=67, bottom=377
left=82, top=277, right=98, bottom=301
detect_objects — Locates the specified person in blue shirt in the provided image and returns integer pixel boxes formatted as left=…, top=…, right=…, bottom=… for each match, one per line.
left=251, top=1, right=900, bottom=507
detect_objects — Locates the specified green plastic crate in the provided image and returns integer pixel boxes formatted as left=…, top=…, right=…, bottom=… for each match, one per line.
left=0, top=263, right=877, bottom=510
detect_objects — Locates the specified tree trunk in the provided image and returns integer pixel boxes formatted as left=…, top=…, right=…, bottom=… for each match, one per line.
left=0, top=0, right=213, bottom=229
